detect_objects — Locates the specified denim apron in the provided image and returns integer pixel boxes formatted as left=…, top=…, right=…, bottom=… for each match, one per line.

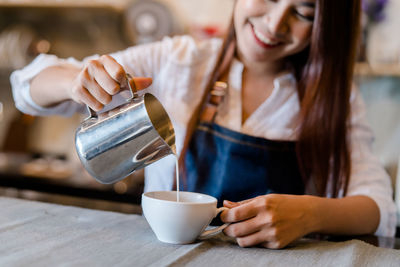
left=184, top=80, right=305, bottom=209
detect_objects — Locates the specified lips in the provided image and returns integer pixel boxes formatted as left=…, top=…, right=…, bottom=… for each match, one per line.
left=250, top=23, right=283, bottom=49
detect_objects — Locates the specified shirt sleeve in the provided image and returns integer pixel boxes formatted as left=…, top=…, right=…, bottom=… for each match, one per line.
left=346, top=87, right=397, bottom=237
left=9, top=36, right=180, bottom=117
left=10, top=35, right=219, bottom=117
left=10, top=53, right=86, bottom=116
left=109, top=35, right=219, bottom=100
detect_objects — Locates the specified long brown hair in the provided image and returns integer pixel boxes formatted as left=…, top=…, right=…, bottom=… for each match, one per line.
left=178, top=0, right=361, bottom=198
left=295, top=0, right=361, bottom=197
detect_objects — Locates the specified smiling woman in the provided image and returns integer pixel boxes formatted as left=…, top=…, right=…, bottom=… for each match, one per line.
left=10, top=0, right=397, bottom=249
left=234, top=0, right=315, bottom=63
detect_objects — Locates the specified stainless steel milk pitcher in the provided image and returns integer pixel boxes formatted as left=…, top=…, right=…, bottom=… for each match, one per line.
left=75, top=74, right=176, bottom=184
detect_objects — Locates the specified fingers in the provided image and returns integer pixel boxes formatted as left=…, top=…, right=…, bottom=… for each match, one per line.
left=236, top=229, right=283, bottom=249
left=222, top=214, right=287, bottom=249
left=99, top=55, right=153, bottom=91
left=238, top=197, right=257, bottom=205
left=223, top=196, right=257, bottom=208
left=71, top=84, right=103, bottom=111
left=223, top=216, right=262, bottom=238
left=84, top=79, right=112, bottom=106
left=220, top=200, right=258, bottom=223
left=226, top=225, right=284, bottom=249
left=75, top=68, right=111, bottom=111
left=223, top=200, right=240, bottom=209
left=89, top=62, right=120, bottom=96
left=70, top=54, right=152, bottom=111
left=99, top=55, right=126, bottom=86
left=236, top=231, right=267, bottom=248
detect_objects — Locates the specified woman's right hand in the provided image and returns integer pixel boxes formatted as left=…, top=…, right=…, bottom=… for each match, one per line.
left=69, top=55, right=153, bottom=111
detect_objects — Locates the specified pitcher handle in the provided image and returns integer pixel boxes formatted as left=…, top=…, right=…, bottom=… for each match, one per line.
left=199, top=207, right=230, bottom=239
left=125, top=73, right=139, bottom=100
left=86, top=73, right=138, bottom=118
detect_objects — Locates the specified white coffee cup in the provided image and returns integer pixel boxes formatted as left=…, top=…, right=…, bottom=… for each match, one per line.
left=142, top=191, right=229, bottom=244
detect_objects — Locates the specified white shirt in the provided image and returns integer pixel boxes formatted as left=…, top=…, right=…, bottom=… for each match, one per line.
left=10, top=35, right=397, bottom=237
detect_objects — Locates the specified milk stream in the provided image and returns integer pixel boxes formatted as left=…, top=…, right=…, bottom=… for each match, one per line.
left=175, top=155, right=180, bottom=202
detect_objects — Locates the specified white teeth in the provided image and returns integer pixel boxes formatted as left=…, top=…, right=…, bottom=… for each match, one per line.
left=253, top=27, right=279, bottom=45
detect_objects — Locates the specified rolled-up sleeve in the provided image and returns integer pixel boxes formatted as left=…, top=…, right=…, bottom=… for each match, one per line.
left=10, top=53, right=86, bottom=116
left=9, top=36, right=178, bottom=117
left=347, top=88, right=397, bottom=237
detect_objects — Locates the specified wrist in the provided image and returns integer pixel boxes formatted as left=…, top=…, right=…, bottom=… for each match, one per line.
left=61, top=65, right=81, bottom=100
left=30, top=64, right=80, bottom=107
left=303, top=195, right=324, bottom=234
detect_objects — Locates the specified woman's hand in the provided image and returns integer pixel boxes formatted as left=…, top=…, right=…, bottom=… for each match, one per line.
left=220, top=194, right=318, bottom=249
left=69, top=55, right=152, bottom=111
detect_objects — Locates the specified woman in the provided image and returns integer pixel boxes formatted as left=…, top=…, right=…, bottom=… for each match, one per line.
left=11, top=0, right=396, bottom=249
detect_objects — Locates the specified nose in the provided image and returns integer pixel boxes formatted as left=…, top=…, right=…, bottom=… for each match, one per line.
left=264, top=5, right=290, bottom=36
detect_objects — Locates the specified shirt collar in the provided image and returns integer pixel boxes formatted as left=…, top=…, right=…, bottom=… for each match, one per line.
left=273, top=72, right=296, bottom=90
left=231, top=58, right=297, bottom=90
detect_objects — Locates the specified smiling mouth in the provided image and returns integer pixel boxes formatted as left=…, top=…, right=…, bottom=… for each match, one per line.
left=250, top=23, right=283, bottom=48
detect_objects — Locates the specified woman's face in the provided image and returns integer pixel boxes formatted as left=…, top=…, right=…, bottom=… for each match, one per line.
left=234, top=0, right=315, bottom=65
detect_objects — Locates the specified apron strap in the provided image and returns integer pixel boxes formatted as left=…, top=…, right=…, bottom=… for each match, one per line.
left=199, top=81, right=228, bottom=122
left=199, top=41, right=235, bottom=123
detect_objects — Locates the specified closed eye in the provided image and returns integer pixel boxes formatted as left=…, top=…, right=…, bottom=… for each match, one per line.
left=295, top=11, right=314, bottom=22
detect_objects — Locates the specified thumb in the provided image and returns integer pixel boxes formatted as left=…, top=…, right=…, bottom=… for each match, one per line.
left=128, top=77, right=153, bottom=91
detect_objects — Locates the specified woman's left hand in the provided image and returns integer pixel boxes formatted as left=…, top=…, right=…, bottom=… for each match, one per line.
left=220, top=194, right=317, bottom=249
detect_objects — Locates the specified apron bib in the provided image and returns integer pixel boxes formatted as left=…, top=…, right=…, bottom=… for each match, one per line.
left=185, top=122, right=304, bottom=208
left=183, top=60, right=304, bottom=212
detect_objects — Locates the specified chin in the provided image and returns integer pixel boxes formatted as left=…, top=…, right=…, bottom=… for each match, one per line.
left=248, top=52, right=280, bottom=63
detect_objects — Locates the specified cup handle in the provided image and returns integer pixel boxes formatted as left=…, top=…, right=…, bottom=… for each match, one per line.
left=199, top=207, right=230, bottom=239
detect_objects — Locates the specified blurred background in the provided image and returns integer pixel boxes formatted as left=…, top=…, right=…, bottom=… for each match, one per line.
left=0, top=0, right=399, bottom=232
left=0, top=0, right=234, bottom=214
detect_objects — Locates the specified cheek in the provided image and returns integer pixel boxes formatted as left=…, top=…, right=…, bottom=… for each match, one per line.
left=292, top=25, right=313, bottom=49
left=243, top=0, right=259, bottom=10
left=236, top=0, right=259, bottom=9
left=233, top=3, right=241, bottom=27
left=234, top=0, right=264, bottom=23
